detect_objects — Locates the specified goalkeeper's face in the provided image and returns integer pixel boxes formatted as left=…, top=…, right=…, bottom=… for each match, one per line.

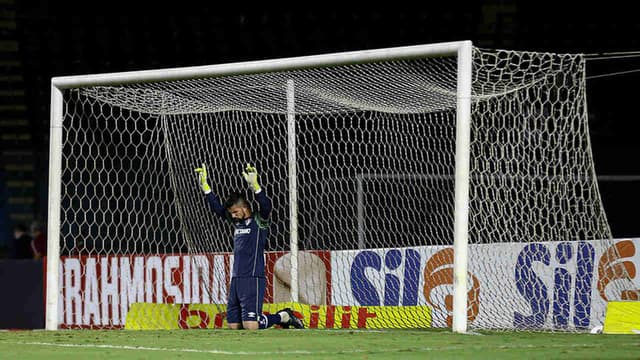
left=228, top=203, right=251, bottom=222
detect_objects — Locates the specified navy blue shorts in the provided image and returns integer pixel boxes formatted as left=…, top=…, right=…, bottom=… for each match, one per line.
left=227, top=277, right=266, bottom=323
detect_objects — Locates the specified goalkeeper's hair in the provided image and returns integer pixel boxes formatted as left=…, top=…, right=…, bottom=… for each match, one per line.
left=224, top=191, right=251, bottom=210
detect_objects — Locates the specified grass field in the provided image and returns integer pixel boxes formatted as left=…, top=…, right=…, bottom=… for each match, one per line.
left=0, top=328, right=638, bottom=359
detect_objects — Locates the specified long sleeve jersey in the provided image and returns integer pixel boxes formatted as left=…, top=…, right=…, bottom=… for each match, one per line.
left=205, top=190, right=272, bottom=278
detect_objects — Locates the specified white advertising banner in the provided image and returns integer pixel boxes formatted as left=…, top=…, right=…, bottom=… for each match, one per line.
left=331, top=238, right=640, bottom=329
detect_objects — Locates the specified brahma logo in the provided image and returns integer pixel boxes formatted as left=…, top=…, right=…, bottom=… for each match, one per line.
left=422, top=248, right=480, bottom=327
left=598, top=240, right=640, bottom=301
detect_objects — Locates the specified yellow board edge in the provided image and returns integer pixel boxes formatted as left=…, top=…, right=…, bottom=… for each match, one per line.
left=603, top=301, right=640, bottom=334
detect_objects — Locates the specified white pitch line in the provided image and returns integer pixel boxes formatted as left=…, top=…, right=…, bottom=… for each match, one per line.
left=7, top=340, right=638, bottom=356
left=12, top=342, right=311, bottom=355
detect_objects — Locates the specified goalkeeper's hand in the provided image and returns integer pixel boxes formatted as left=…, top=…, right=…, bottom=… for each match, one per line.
left=194, top=163, right=212, bottom=194
left=242, top=163, right=261, bottom=192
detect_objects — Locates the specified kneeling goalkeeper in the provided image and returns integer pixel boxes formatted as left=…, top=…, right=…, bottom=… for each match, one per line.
left=194, top=163, right=304, bottom=330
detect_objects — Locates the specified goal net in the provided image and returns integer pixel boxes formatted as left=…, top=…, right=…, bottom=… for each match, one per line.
left=49, top=42, right=632, bottom=332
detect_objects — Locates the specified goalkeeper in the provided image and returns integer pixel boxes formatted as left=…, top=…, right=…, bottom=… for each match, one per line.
left=195, top=163, right=304, bottom=330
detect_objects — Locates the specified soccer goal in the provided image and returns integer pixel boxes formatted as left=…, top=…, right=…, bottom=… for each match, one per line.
left=48, top=41, right=630, bottom=332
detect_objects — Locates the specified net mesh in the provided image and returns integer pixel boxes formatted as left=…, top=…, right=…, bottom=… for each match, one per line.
left=55, top=47, right=629, bottom=331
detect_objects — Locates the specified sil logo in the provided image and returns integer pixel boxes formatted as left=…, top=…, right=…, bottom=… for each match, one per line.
left=514, top=240, right=639, bottom=329
left=349, top=246, right=480, bottom=327
left=598, top=240, right=639, bottom=301
left=422, top=248, right=480, bottom=327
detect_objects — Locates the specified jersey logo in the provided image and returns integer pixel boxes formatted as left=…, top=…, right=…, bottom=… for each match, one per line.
left=247, top=312, right=257, bottom=318
left=234, top=228, right=252, bottom=236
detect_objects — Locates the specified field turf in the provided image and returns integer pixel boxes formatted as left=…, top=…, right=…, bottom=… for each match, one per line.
left=0, top=328, right=638, bottom=359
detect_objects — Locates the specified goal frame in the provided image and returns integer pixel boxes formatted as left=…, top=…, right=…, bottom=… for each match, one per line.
left=47, top=40, right=474, bottom=332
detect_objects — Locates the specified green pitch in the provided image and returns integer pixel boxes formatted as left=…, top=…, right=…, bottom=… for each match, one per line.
left=0, top=328, right=637, bottom=359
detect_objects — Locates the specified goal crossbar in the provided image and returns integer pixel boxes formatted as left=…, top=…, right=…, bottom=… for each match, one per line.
left=51, top=41, right=468, bottom=89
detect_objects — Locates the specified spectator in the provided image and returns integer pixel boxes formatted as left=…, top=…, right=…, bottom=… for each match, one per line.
left=9, top=224, right=32, bottom=259
left=30, top=221, right=46, bottom=260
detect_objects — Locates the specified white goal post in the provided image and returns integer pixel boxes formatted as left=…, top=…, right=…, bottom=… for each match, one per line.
left=48, top=41, right=622, bottom=333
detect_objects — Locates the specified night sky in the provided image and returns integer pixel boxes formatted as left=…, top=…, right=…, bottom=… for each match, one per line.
left=5, top=1, right=640, bottom=239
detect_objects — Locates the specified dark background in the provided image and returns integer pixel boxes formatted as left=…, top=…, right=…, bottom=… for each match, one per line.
left=1, top=1, right=639, bottom=251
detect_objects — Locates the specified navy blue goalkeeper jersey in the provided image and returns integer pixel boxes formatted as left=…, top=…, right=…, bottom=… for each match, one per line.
left=205, top=190, right=272, bottom=278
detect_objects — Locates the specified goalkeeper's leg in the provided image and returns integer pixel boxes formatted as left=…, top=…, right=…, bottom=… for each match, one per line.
left=258, top=312, right=285, bottom=329
left=236, top=277, right=288, bottom=329
left=227, top=279, right=242, bottom=329
left=258, top=309, right=305, bottom=329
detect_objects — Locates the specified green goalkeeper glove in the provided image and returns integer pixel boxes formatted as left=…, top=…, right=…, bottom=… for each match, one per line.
left=242, top=163, right=261, bottom=192
left=194, top=163, right=212, bottom=194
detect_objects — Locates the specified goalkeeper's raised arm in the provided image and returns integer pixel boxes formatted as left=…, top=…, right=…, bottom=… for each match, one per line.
left=194, top=163, right=227, bottom=219
left=242, top=164, right=272, bottom=221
